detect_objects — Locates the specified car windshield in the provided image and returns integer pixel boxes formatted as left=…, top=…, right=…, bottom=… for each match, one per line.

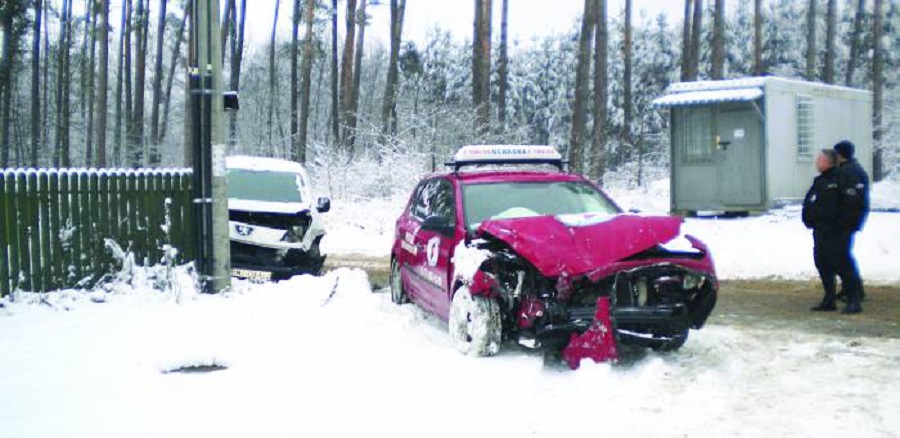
left=227, top=169, right=305, bottom=203
left=462, top=181, right=619, bottom=230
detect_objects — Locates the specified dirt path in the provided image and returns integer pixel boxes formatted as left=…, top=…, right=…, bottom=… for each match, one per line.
left=325, top=255, right=900, bottom=339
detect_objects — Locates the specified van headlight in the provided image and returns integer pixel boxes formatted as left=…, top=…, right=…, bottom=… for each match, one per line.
left=682, top=274, right=705, bottom=290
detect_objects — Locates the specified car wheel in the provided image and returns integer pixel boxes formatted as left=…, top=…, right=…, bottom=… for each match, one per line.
left=651, top=329, right=689, bottom=352
left=390, top=258, right=408, bottom=304
left=449, top=285, right=501, bottom=357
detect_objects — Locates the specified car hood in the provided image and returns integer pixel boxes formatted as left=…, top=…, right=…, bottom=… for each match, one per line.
left=228, top=199, right=311, bottom=215
left=475, top=213, right=683, bottom=279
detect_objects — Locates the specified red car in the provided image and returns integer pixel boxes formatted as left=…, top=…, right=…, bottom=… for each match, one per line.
left=390, top=145, right=717, bottom=368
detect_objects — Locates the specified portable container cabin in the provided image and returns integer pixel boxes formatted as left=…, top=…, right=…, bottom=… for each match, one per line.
left=652, top=77, right=872, bottom=214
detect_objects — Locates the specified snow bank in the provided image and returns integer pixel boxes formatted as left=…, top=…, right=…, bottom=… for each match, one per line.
left=1, top=268, right=898, bottom=438
left=319, top=194, right=407, bottom=257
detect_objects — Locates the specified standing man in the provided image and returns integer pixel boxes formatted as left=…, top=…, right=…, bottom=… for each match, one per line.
left=802, top=149, right=863, bottom=314
left=833, top=140, right=870, bottom=308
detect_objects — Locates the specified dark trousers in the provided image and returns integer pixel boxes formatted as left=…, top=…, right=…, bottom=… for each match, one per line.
left=813, top=232, right=863, bottom=306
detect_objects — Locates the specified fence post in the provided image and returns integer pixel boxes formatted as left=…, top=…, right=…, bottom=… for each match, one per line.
left=58, top=169, right=76, bottom=287
left=74, top=171, right=90, bottom=286
left=8, top=171, right=23, bottom=293
left=25, top=170, right=40, bottom=292
left=48, top=170, right=63, bottom=291
left=38, top=170, right=52, bottom=293
left=0, top=171, right=8, bottom=298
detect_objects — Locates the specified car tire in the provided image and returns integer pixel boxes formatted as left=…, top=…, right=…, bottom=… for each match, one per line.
left=390, top=258, right=408, bottom=305
left=651, top=329, right=689, bottom=352
left=449, top=285, right=502, bottom=357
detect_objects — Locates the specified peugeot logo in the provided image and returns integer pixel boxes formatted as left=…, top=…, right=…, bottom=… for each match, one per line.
left=235, top=225, right=254, bottom=236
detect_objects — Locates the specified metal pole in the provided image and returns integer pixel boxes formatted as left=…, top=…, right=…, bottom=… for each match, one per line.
left=189, top=0, right=231, bottom=293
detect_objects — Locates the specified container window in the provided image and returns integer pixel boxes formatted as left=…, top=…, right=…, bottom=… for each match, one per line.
left=678, top=108, right=713, bottom=163
left=796, top=95, right=814, bottom=158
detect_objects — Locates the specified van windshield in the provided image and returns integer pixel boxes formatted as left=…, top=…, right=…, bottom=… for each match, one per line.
left=462, top=181, right=618, bottom=230
left=227, top=169, right=305, bottom=203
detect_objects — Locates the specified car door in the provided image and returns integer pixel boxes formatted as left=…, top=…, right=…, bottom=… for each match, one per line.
left=403, top=178, right=458, bottom=318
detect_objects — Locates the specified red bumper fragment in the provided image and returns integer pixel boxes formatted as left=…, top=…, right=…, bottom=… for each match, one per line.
left=562, top=296, right=618, bottom=369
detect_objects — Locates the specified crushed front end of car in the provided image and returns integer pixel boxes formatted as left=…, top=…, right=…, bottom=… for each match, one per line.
left=457, top=213, right=717, bottom=369
left=229, top=207, right=326, bottom=281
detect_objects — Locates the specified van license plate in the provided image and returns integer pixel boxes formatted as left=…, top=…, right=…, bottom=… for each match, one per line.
left=232, top=268, right=272, bottom=281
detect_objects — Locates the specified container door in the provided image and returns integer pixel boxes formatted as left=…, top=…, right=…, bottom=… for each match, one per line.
left=715, top=108, right=762, bottom=206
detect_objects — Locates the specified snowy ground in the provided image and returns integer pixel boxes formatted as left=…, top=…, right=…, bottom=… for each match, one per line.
left=322, top=176, right=900, bottom=284
left=1, top=269, right=898, bottom=438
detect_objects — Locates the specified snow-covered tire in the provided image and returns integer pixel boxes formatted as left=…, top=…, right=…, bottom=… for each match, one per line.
left=651, top=329, right=689, bottom=352
left=449, top=286, right=502, bottom=357
left=390, top=258, right=408, bottom=304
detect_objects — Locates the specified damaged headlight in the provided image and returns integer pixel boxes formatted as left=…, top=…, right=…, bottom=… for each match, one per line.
left=682, top=273, right=705, bottom=290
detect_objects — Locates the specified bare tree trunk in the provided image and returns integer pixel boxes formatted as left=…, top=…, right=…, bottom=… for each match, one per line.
left=845, top=0, right=865, bottom=86
left=346, top=0, right=367, bottom=151
left=42, top=0, right=50, bottom=162
left=221, top=0, right=234, bottom=61
left=824, top=0, right=836, bottom=84
left=689, top=0, right=702, bottom=81
left=123, top=0, right=133, bottom=165
left=380, top=0, right=405, bottom=147
left=339, top=0, right=358, bottom=150
left=472, top=0, right=493, bottom=140
left=0, top=2, right=18, bottom=167
left=94, top=0, right=109, bottom=167
left=160, top=0, right=189, bottom=148
left=30, top=0, right=42, bottom=166
left=330, top=0, right=339, bottom=143
left=754, top=0, right=763, bottom=76
left=681, top=0, right=692, bottom=81
left=568, top=0, right=594, bottom=174
left=711, top=0, right=725, bottom=79
left=149, top=0, right=168, bottom=165
left=228, top=0, right=246, bottom=149
left=872, top=0, right=884, bottom=181
left=55, top=0, right=73, bottom=167
left=267, top=0, right=280, bottom=154
left=290, top=0, right=300, bottom=160
left=297, top=0, right=316, bottom=164
left=85, top=0, right=97, bottom=165
left=497, top=0, right=509, bottom=132
left=132, top=0, right=148, bottom=166
left=114, top=0, right=128, bottom=165
left=806, top=0, right=817, bottom=80
left=623, top=0, right=633, bottom=143
left=589, top=0, right=608, bottom=183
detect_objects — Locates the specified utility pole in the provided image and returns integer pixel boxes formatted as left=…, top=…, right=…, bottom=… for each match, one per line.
left=188, top=0, right=231, bottom=293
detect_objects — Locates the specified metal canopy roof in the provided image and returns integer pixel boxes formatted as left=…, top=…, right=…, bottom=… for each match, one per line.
left=651, top=87, right=764, bottom=108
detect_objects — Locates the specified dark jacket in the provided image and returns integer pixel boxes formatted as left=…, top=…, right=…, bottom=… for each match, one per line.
left=836, top=158, right=870, bottom=232
left=802, top=167, right=844, bottom=237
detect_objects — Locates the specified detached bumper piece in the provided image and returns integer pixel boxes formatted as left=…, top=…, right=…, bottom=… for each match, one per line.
left=562, top=297, right=618, bottom=369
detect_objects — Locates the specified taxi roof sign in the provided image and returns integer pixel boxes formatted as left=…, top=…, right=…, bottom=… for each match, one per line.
left=447, top=144, right=565, bottom=172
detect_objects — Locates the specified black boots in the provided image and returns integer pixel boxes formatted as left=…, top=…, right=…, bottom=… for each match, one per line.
left=841, top=303, right=862, bottom=314
left=811, top=301, right=837, bottom=311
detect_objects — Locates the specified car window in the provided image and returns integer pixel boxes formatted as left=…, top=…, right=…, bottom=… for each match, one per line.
left=461, top=181, right=618, bottom=230
left=431, top=179, right=457, bottom=225
left=410, top=178, right=456, bottom=224
left=227, top=169, right=304, bottom=203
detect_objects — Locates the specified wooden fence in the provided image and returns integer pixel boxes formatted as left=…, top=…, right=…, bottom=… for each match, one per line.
left=0, top=168, right=195, bottom=297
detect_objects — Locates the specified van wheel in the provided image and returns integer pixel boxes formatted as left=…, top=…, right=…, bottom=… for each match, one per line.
left=449, top=286, right=501, bottom=357
left=390, top=258, right=408, bottom=304
left=651, top=329, right=689, bottom=352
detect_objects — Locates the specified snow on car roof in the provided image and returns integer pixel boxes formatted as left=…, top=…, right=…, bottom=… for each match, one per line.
left=226, top=155, right=308, bottom=174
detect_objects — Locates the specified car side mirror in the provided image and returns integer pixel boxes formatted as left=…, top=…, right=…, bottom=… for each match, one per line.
left=316, top=197, right=331, bottom=213
left=421, top=215, right=455, bottom=236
